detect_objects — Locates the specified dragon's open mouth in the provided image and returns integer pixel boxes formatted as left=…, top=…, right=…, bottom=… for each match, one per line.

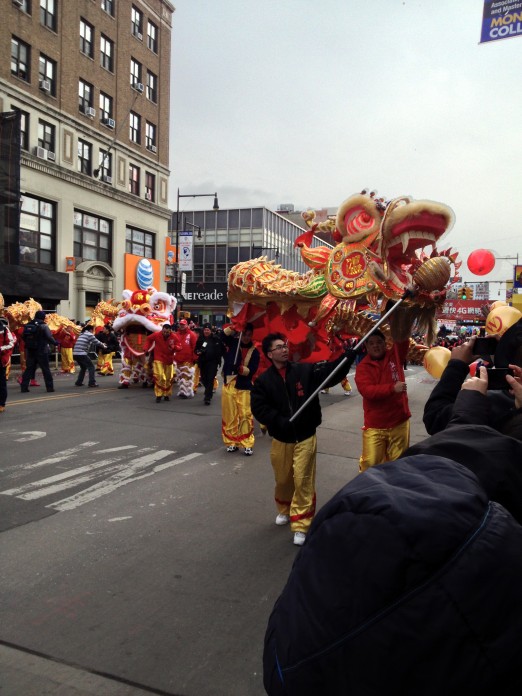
left=384, top=211, right=449, bottom=282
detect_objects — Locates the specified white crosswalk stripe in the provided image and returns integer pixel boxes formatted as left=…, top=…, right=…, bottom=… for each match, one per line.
left=0, top=443, right=202, bottom=512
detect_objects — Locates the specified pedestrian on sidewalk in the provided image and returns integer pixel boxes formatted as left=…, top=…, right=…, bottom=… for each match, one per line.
left=251, top=332, right=355, bottom=546
left=143, top=323, right=181, bottom=402
left=73, top=324, right=106, bottom=387
left=20, top=311, right=58, bottom=393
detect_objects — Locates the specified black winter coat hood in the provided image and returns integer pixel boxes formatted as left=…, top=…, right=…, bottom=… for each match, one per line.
left=264, top=454, right=522, bottom=696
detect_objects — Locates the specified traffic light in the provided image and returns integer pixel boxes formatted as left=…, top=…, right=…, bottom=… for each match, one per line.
left=460, top=286, right=473, bottom=300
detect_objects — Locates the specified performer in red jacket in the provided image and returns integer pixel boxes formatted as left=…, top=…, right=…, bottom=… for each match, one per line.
left=172, top=319, right=198, bottom=398
left=354, top=329, right=410, bottom=471
left=144, top=323, right=181, bottom=403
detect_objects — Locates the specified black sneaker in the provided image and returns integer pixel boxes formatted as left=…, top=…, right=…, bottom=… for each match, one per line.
left=118, top=384, right=129, bottom=389
left=164, top=396, right=170, bottom=401
left=156, top=396, right=162, bottom=403
left=88, top=384, right=99, bottom=388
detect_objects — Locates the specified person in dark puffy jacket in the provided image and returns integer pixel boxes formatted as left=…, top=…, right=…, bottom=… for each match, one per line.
left=263, top=366, right=522, bottom=696
left=20, top=310, right=58, bottom=393
left=424, top=320, right=522, bottom=435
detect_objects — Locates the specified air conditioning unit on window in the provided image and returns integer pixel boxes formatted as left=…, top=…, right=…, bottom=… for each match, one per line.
left=102, top=117, right=115, bottom=129
left=34, top=146, right=48, bottom=160
left=47, top=151, right=56, bottom=162
left=150, top=145, right=157, bottom=153
left=39, top=79, right=51, bottom=93
left=137, top=32, right=143, bottom=40
left=13, top=0, right=24, bottom=8
left=84, top=106, right=96, bottom=118
left=145, top=191, right=152, bottom=201
left=101, top=174, right=112, bottom=184
left=133, top=82, right=144, bottom=93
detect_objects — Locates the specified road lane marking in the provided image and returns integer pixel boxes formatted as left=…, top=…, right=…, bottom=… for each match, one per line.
left=49, top=449, right=179, bottom=511
left=12, top=431, right=47, bottom=442
left=21, top=442, right=100, bottom=471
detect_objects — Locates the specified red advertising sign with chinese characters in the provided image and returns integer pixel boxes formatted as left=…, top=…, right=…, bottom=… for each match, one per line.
left=436, top=300, right=485, bottom=321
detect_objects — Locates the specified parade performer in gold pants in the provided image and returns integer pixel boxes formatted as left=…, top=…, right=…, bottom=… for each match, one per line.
left=251, top=332, right=355, bottom=546
left=221, top=323, right=260, bottom=456
left=144, top=323, right=181, bottom=402
left=354, top=329, right=410, bottom=472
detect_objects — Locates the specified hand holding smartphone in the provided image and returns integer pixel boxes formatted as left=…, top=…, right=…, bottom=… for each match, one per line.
left=486, top=367, right=514, bottom=390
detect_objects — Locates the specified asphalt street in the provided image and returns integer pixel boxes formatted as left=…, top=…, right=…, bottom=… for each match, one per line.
left=0, top=364, right=439, bottom=696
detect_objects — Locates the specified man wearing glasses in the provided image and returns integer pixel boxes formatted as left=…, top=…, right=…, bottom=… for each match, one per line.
left=251, top=333, right=355, bottom=546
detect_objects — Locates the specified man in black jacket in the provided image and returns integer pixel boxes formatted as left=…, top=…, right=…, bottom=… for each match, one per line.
left=195, top=324, right=223, bottom=405
left=251, top=332, right=355, bottom=546
left=424, top=319, right=522, bottom=435
left=20, top=311, right=58, bottom=393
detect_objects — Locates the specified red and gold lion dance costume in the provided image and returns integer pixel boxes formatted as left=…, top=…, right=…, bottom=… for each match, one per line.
left=91, top=287, right=177, bottom=387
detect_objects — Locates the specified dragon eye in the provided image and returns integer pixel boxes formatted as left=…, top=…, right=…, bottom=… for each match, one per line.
left=344, top=209, right=374, bottom=236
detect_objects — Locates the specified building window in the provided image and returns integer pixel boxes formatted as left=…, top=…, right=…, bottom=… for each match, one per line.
left=145, top=172, right=155, bottom=202
left=11, top=37, right=31, bottom=82
left=129, top=111, right=141, bottom=144
left=145, top=121, right=156, bottom=151
left=80, top=19, right=94, bottom=58
left=13, top=108, right=30, bottom=150
left=40, top=0, right=57, bottom=31
left=38, top=120, right=55, bottom=153
left=129, top=164, right=140, bottom=195
left=99, top=92, right=113, bottom=122
left=101, top=0, right=114, bottom=17
left=39, top=54, right=56, bottom=96
left=147, top=20, right=158, bottom=52
left=20, top=195, right=55, bottom=268
left=146, top=71, right=157, bottom=103
left=74, top=210, right=112, bottom=263
left=16, top=0, right=31, bottom=12
left=130, top=58, right=142, bottom=88
left=131, top=5, right=143, bottom=38
left=100, top=34, right=114, bottom=71
left=79, top=79, right=94, bottom=113
left=98, top=150, right=112, bottom=181
left=78, top=138, right=92, bottom=176
left=126, top=226, right=154, bottom=258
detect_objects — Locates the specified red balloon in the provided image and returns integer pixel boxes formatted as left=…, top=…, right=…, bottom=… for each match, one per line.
left=467, top=249, right=495, bottom=276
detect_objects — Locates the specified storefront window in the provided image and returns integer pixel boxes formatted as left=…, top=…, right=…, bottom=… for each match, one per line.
left=19, top=194, right=55, bottom=269
left=74, top=210, right=112, bottom=263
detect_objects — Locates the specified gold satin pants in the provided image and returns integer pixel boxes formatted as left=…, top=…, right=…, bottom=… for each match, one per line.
left=271, top=435, right=317, bottom=533
left=359, top=419, right=410, bottom=472
left=152, top=361, right=174, bottom=398
left=99, top=352, right=114, bottom=375
left=60, top=347, right=76, bottom=373
left=221, top=379, right=254, bottom=449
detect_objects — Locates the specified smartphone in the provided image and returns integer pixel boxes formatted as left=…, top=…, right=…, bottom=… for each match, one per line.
left=474, top=337, right=497, bottom=355
left=486, top=367, right=514, bottom=390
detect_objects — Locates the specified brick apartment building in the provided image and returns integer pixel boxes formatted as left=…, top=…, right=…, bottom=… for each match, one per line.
left=1, top=0, right=174, bottom=320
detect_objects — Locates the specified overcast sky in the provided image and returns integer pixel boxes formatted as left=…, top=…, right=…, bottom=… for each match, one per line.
left=169, top=0, right=522, bottom=284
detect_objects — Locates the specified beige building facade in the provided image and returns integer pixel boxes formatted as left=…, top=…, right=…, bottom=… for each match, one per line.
left=1, top=0, right=174, bottom=320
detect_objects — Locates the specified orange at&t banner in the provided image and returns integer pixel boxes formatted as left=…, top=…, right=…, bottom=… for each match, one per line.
left=124, top=254, right=161, bottom=292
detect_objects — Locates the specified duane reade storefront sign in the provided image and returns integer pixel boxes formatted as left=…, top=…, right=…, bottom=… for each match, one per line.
left=180, top=283, right=228, bottom=307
